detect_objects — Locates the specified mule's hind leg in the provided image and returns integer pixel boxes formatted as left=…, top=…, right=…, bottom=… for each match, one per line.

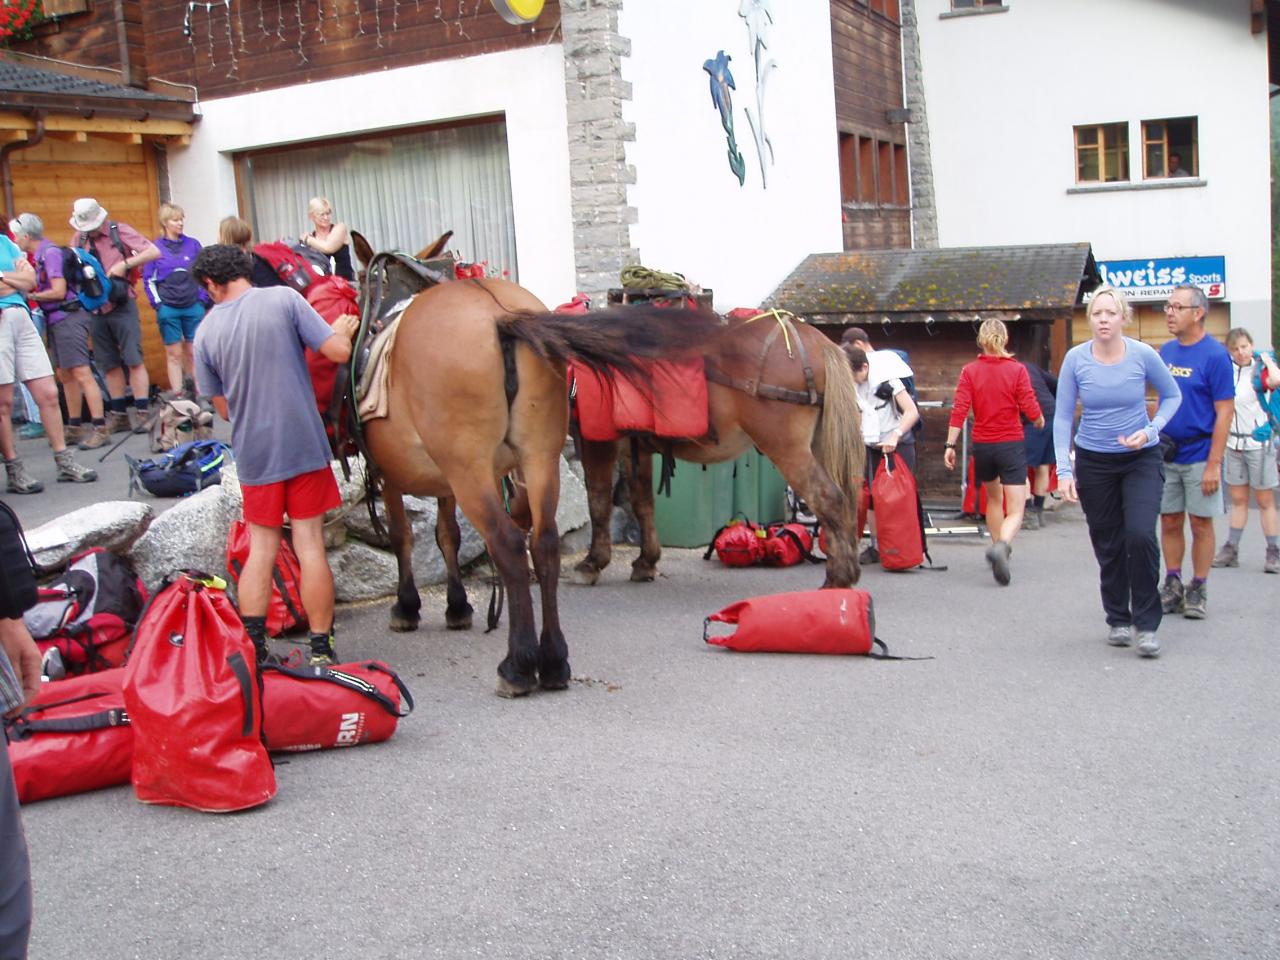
left=519, top=451, right=570, bottom=690
left=572, top=438, right=619, bottom=586
left=757, top=444, right=860, bottom=589
left=435, top=495, right=474, bottom=630
left=385, top=483, right=422, bottom=632
left=625, top=451, right=661, bottom=582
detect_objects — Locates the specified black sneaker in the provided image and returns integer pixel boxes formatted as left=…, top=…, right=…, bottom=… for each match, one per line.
left=1159, top=575, right=1185, bottom=615
left=1183, top=581, right=1207, bottom=620
left=308, top=634, right=337, bottom=667
left=985, top=540, right=1012, bottom=586
left=859, top=544, right=880, bottom=566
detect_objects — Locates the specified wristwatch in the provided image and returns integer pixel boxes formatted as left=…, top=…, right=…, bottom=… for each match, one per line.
left=944, top=442, right=957, bottom=449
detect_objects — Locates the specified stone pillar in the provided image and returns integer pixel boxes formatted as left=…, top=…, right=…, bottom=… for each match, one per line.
left=559, top=0, right=639, bottom=302
left=899, top=0, right=939, bottom=249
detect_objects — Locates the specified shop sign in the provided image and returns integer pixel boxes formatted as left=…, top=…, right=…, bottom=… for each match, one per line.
left=1096, top=256, right=1226, bottom=300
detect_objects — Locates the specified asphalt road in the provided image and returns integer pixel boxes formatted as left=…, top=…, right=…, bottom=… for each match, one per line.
left=11, top=479, right=1278, bottom=960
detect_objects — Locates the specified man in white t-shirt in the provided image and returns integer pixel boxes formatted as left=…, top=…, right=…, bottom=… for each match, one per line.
left=843, top=340, right=920, bottom=565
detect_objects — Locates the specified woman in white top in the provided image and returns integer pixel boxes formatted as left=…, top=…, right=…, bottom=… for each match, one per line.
left=1212, top=328, right=1280, bottom=573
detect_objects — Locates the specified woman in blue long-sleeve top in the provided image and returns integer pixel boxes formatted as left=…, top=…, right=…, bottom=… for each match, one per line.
left=1055, top=285, right=1182, bottom=659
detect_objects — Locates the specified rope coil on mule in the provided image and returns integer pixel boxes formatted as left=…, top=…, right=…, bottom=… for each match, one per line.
left=619, top=265, right=691, bottom=291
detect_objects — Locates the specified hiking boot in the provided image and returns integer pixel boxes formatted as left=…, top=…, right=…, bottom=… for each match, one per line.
left=1107, top=625, right=1132, bottom=647
left=77, top=424, right=110, bottom=451
left=16, top=421, right=44, bottom=440
left=1211, top=542, right=1238, bottom=568
left=985, top=540, right=1012, bottom=586
left=63, top=422, right=83, bottom=445
left=1183, top=580, right=1207, bottom=620
left=107, top=410, right=131, bottom=434
left=54, top=448, right=97, bottom=483
left=1136, top=630, right=1161, bottom=658
left=308, top=634, right=337, bottom=667
left=253, top=641, right=282, bottom=666
left=859, top=543, right=880, bottom=566
left=1021, top=506, right=1040, bottom=531
left=1159, top=575, right=1185, bottom=615
left=1266, top=545, right=1280, bottom=575
left=4, top=457, right=42, bottom=494
left=128, top=409, right=150, bottom=435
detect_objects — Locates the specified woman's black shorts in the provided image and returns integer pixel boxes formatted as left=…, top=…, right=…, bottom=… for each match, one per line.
left=973, top=439, right=1028, bottom=486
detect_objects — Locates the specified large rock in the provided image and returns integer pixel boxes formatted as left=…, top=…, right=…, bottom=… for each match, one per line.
left=329, top=540, right=399, bottom=602
left=556, top=457, right=589, bottom=535
left=129, top=485, right=238, bottom=592
left=25, top=501, right=154, bottom=571
left=345, top=494, right=487, bottom=585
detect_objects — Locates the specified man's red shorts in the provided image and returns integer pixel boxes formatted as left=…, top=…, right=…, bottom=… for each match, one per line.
left=241, top=466, right=341, bottom=527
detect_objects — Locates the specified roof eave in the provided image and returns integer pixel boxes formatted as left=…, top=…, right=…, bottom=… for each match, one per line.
left=0, top=91, right=196, bottom=124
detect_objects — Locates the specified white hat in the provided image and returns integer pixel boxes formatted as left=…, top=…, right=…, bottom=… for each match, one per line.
left=69, top=197, right=108, bottom=233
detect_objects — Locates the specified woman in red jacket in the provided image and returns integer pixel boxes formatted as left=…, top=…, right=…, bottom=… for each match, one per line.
left=943, top=319, right=1044, bottom=585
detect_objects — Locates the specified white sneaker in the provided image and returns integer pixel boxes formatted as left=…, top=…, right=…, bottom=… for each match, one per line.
left=1136, top=631, right=1161, bottom=658
left=1107, top=625, right=1132, bottom=647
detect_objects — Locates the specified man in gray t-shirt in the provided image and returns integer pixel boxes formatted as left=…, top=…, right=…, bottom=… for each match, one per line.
left=193, top=245, right=357, bottom=666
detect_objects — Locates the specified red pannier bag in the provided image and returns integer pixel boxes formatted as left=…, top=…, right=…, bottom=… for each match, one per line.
left=871, top=453, right=925, bottom=571
left=5, top=668, right=132, bottom=804
left=702, top=516, right=767, bottom=567
left=704, top=589, right=877, bottom=655
left=261, top=661, right=414, bottom=752
left=225, top=519, right=307, bottom=636
left=303, top=275, right=360, bottom=427
left=124, top=573, right=276, bottom=813
left=23, top=548, right=146, bottom=677
left=762, top=523, right=817, bottom=567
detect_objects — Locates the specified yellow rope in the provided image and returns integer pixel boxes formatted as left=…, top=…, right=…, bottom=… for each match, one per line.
left=742, top=308, right=804, bottom=359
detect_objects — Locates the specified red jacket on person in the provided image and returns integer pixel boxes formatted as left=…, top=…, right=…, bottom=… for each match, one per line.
left=949, top=354, right=1042, bottom=443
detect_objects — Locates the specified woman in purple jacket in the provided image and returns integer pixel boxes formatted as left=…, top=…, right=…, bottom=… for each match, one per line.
left=142, top=203, right=208, bottom=397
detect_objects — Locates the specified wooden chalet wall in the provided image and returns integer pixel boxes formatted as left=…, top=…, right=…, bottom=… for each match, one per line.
left=14, top=2, right=560, bottom=98
left=830, top=0, right=911, bottom=252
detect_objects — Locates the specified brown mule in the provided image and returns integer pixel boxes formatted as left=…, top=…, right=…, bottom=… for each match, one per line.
left=354, top=248, right=719, bottom=696
left=573, top=311, right=865, bottom=589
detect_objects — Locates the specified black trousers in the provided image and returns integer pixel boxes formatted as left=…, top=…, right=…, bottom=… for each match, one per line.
left=1075, top=446, right=1165, bottom=632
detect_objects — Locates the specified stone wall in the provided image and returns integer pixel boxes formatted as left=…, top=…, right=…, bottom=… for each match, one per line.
left=899, top=0, right=939, bottom=249
left=559, top=0, right=639, bottom=301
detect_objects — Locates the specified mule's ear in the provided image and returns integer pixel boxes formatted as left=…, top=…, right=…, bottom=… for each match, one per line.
left=415, top=230, right=453, bottom=261
left=352, top=230, right=375, bottom=270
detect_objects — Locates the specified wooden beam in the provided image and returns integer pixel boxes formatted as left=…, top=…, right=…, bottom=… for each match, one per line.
left=0, top=111, right=192, bottom=137
left=45, top=130, right=88, bottom=143
left=96, top=132, right=143, bottom=145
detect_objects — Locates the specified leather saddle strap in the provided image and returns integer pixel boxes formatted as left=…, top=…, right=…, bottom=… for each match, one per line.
left=704, top=311, right=822, bottom=406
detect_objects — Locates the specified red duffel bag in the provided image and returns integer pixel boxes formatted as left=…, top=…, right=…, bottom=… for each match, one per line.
left=704, top=589, right=877, bottom=655
left=124, top=572, right=276, bottom=813
left=762, top=523, right=818, bottom=567
left=5, top=669, right=132, bottom=804
left=261, top=660, right=414, bottom=752
left=226, top=519, right=307, bottom=637
left=871, top=453, right=925, bottom=571
left=703, top=516, right=767, bottom=567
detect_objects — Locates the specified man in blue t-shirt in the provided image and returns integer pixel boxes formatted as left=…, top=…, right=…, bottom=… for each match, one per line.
left=193, top=245, right=357, bottom=666
left=1157, top=283, right=1234, bottom=621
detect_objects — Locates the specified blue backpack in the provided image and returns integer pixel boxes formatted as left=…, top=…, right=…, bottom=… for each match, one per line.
left=125, top=440, right=230, bottom=499
left=61, top=246, right=111, bottom=313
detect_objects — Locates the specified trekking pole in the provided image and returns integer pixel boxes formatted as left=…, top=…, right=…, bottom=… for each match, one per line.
left=97, top=410, right=160, bottom=463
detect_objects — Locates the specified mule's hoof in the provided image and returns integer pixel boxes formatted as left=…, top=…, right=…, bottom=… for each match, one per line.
left=629, top=565, right=656, bottom=583
left=495, top=673, right=537, bottom=698
left=445, top=605, right=474, bottom=631
left=539, top=661, right=571, bottom=691
left=389, top=615, right=420, bottom=633
left=570, top=563, right=601, bottom=586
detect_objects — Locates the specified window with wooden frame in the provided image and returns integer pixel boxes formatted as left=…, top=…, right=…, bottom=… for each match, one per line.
left=869, top=0, right=900, bottom=21
left=838, top=132, right=908, bottom=206
left=1142, top=117, right=1198, bottom=179
left=1074, top=122, right=1129, bottom=183
left=951, top=0, right=1004, bottom=8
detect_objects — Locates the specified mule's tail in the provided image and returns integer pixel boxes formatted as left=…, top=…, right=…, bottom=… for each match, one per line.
left=497, top=303, right=721, bottom=381
left=814, top=340, right=865, bottom=516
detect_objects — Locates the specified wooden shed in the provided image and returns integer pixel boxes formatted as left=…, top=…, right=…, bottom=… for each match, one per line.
left=766, top=243, right=1100, bottom=502
left=0, top=53, right=197, bottom=387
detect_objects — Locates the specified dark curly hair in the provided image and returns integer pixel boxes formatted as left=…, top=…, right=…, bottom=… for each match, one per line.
left=192, top=244, right=253, bottom=286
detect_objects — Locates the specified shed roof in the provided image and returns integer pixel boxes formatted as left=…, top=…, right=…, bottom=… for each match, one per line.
left=766, top=242, right=1098, bottom=319
left=0, top=56, right=196, bottom=122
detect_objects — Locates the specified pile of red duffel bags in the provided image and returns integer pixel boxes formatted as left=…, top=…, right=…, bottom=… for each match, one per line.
left=6, top=568, right=413, bottom=811
left=704, top=516, right=821, bottom=568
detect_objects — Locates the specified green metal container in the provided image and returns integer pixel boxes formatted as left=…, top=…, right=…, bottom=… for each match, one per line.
left=651, top=450, right=788, bottom=547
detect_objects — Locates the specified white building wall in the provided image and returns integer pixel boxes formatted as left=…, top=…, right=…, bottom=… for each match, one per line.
left=620, top=0, right=844, bottom=309
left=914, top=0, right=1271, bottom=344
left=167, top=44, right=578, bottom=306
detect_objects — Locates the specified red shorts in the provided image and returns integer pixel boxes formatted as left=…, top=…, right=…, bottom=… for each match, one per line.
left=241, top=466, right=341, bottom=527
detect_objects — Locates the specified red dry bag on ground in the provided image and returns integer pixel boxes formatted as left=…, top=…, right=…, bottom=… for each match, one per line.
left=261, top=660, right=414, bottom=752
left=225, top=519, right=307, bottom=636
left=124, top=573, right=276, bottom=813
left=871, top=453, right=926, bottom=571
left=5, top=668, right=132, bottom=804
left=23, top=548, right=146, bottom=677
left=703, top=516, right=767, bottom=567
left=704, top=589, right=877, bottom=655
left=762, top=523, right=818, bottom=567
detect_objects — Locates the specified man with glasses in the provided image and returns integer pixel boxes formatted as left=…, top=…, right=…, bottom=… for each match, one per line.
left=1157, top=284, right=1233, bottom=620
